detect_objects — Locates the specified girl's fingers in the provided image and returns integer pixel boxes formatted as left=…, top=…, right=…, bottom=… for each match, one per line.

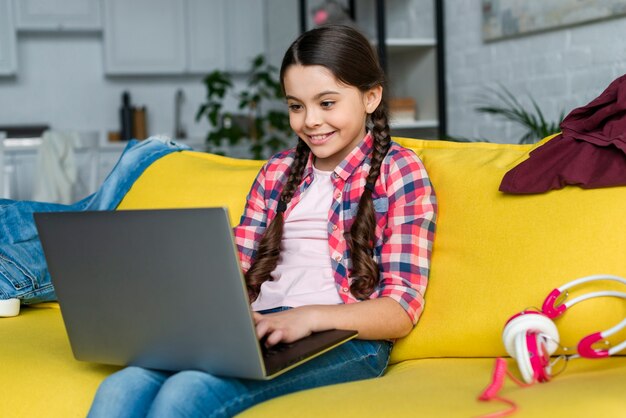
left=254, top=315, right=289, bottom=346
left=255, top=317, right=270, bottom=340
left=253, top=309, right=312, bottom=346
left=265, top=329, right=284, bottom=346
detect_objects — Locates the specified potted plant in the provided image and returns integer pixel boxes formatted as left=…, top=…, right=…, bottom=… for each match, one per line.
left=196, top=55, right=293, bottom=159
left=475, top=85, right=565, bottom=144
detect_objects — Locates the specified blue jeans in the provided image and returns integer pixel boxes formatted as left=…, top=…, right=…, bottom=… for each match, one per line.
left=0, top=137, right=191, bottom=303
left=88, top=338, right=392, bottom=418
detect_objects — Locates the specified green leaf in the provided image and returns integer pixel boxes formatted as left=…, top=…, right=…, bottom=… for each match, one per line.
left=474, top=85, right=564, bottom=144
left=197, top=54, right=292, bottom=158
left=195, top=104, right=208, bottom=122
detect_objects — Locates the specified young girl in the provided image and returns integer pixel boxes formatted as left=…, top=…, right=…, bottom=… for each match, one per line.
left=88, top=24, right=436, bottom=418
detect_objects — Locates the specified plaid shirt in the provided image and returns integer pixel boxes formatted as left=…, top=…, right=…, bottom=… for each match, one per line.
left=234, top=133, right=437, bottom=324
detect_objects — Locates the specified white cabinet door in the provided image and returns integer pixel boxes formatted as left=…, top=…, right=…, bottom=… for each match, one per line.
left=0, top=0, right=17, bottom=76
left=187, top=0, right=226, bottom=73
left=103, top=0, right=186, bottom=74
left=14, top=0, right=102, bottom=31
left=188, top=0, right=266, bottom=73
left=103, top=0, right=266, bottom=75
left=265, top=0, right=298, bottom=69
left=0, top=133, right=5, bottom=199
left=4, top=150, right=95, bottom=203
left=225, top=0, right=265, bottom=72
left=7, top=152, right=36, bottom=201
left=97, top=146, right=127, bottom=187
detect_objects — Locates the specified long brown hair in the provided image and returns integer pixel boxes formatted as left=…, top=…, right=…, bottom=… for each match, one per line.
left=246, top=25, right=391, bottom=301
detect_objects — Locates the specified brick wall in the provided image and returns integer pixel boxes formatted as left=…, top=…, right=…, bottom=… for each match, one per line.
left=445, top=0, right=626, bottom=143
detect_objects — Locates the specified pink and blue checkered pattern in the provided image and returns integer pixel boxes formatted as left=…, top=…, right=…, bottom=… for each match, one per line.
left=234, top=133, right=437, bottom=324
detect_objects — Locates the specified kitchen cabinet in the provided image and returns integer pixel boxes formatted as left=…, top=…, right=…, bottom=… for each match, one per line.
left=0, top=132, right=5, bottom=199
left=223, top=0, right=265, bottom=72
left=103, top=0, right=265, bottom=75
left=103, top=0, right=187, bottom=74
left=187, top=0, right=226, bottom=72
left=14, top=0, right=102, bottom=31
left=2, top=135, right=99, bottom=202
left=0, top=0, right=17, bottom=76
left=96, top=146, right=124, bottom=187
left=265, top=0, right=299, bottom=69
left=5, top=149, right=37, bottom=201
left=2, top=135, right=206, bottom=203
left=6, top=148, right=97, bottom=202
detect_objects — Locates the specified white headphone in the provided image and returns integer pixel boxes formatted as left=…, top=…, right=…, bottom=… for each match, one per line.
left=502, top=274, right=626, bottom=384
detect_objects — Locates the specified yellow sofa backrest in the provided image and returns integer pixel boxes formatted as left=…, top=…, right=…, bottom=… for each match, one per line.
left=390, top=137, right=626, bottom=362
left=118, top=138, right=626, bottom=362
left=118, top=151, right=265, bottom=226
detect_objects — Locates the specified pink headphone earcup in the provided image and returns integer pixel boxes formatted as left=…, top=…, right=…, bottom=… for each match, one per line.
left=503, top=313, right=559, bottom=384
left=502, top=313, right=560, bottom=358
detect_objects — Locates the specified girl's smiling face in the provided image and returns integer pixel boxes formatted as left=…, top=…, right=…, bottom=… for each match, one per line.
left=283, top=64, right=382, bottom=171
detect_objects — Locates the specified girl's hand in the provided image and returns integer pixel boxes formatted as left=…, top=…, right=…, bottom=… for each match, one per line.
left=253, top=306, right=321, bottom=347
left=253, top=298, right=413, bottom=346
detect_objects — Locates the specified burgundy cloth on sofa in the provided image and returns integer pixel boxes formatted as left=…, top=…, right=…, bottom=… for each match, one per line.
left=500, top=74, right=626, bottom=194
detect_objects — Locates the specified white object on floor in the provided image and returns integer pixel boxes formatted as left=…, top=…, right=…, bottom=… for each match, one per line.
left=0, top=298, right=20, bottom=317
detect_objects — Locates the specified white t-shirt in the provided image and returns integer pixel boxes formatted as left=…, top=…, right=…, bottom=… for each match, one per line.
left=251, top=166, right=343, bottom=311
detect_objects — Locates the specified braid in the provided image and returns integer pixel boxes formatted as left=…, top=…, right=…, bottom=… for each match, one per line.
left=279, top=139, right=310, bottom=209
left=348, top=105, right=391, bottom=299
left=245, top=139, right=311, bottom=301
left=278, top=25, right=392, bottom=300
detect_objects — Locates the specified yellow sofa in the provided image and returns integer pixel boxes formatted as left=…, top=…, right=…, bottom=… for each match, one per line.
left=1, top=137, right=625, bottom=417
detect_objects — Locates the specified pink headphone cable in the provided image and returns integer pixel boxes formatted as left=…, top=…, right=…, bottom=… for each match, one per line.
left=476, top=357, right=533, bottom=418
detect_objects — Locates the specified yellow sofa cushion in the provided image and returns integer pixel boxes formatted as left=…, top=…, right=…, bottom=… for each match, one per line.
left=0, top=305, right=119, bottom=417
left=391, top=137, right=626, bottom=362
left=239, top=357, right=626, bottom=417
left=117, top=150, right=265, bottom=226
left=3, top=306, right=625, bottom=417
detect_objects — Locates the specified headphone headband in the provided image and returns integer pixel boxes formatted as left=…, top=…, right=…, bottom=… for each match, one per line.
left=578, top=317, right=626, bottom=358
left=542, top=274, right=626, bottom=318
left=541, top=275, right=626, bottom=359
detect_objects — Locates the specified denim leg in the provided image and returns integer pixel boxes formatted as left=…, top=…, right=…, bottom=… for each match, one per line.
left=0, top=137, right=192, bottom=305
left=88, top=366, right=172, bottom=418
left=147, top=372, right=248, bottom=418
left=146, top=339, right=392, bottom=418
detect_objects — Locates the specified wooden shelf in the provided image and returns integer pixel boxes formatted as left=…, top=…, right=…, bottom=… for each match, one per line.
left=391, top=119, right=439, bottom=129
left=299, top=0, right=445, bottom=138
left=371, top=37, right=436, bottom=51
left=372, top=0, right=446, bottom=139
left=386, top=37, right=436, bottom=52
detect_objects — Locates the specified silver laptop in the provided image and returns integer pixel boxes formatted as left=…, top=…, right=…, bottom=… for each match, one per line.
left=34, top=207, right=357, bottom=380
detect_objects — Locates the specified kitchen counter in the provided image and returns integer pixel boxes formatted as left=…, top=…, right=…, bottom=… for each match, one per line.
left=1, top=133, right=205, bottom=201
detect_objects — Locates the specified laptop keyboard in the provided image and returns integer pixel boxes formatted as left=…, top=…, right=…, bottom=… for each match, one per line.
left=261, top=341, right=295, bottom=358
left=259, top=329, right=358, bottom=376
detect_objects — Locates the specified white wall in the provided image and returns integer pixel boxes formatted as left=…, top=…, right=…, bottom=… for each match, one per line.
left=445, top=0, right=626, bottom=143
